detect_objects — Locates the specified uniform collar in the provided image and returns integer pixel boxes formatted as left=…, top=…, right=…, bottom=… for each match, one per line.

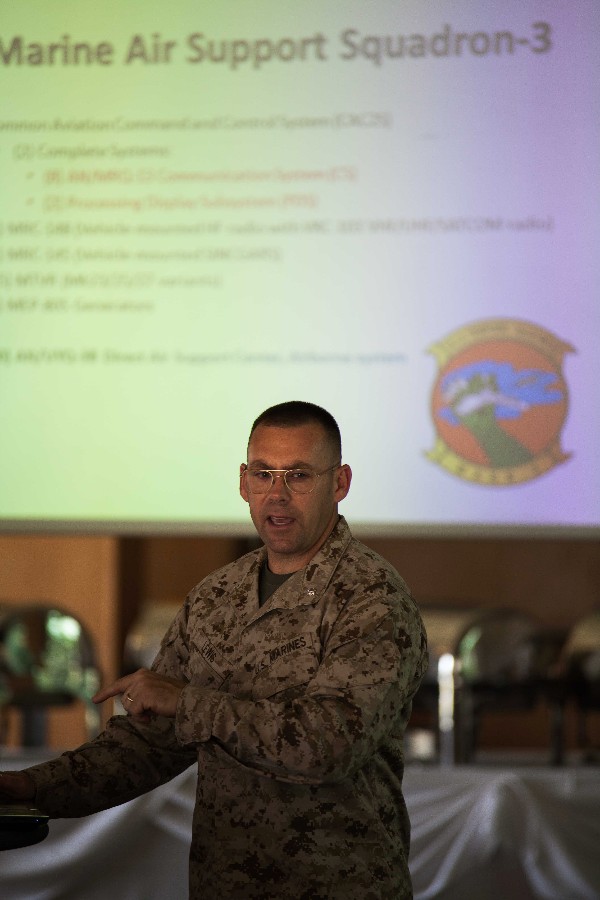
left=254, top=515, right=352, bottom=612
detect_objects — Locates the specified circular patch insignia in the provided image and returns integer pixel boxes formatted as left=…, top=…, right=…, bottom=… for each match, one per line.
left=427, top=319, right=574, bottom=485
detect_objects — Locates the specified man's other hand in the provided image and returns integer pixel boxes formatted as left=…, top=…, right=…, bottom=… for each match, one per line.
left=93, top=668, right=186, bottom=721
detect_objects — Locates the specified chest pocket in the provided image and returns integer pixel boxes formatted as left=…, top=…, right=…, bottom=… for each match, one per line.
left=187, top=630, right=230, bottom=690
left=251, top=631, right=319, bottom=701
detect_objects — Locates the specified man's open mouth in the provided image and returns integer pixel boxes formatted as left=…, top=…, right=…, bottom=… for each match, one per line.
left=268, top=516, right=294, bottom=526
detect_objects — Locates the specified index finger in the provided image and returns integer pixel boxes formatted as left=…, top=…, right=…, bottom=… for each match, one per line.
left=92, top=677, right=130, bottom=705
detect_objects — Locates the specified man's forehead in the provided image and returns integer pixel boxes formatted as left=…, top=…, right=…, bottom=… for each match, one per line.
left=247, top=422, right=330, bottom=462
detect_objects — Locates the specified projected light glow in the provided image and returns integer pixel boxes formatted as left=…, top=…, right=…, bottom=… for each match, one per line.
left=0, top=1, right=598, bottom=534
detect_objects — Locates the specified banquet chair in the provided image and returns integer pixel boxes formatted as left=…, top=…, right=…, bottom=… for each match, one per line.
left=0, top=603, right=101, bottom=747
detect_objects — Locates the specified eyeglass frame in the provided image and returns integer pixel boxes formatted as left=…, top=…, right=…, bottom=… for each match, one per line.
left=240, top=463, right=342, bottom=494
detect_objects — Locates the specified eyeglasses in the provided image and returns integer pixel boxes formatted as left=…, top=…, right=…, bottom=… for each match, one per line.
left=241, top=464, right=340, bottom=494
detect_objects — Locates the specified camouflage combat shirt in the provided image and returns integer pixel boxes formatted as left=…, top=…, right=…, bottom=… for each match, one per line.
left=26, top=516, right=428, bottom=899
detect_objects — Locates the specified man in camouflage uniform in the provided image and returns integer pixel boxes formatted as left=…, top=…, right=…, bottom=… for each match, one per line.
left=1, top=401, right=427, bottom=899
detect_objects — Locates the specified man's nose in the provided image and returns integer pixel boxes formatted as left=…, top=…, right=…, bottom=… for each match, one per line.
left=268, top=472, right=290, bottom=496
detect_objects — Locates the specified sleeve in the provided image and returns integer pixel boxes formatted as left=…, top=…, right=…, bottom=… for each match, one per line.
left=174, top=586, right=428, bottom=785
left=25, top=601, right=198, bottom=819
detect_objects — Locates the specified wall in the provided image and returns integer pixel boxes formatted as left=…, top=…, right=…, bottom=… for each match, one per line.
left=0, top=535, right=119, bottom=748
left=365, top=534, right=600, bottom=755
left=1, top=532, right=598, bottom=754
left=364, top=535, right=600, bottom=630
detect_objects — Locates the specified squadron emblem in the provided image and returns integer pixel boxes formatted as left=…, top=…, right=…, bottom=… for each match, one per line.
left=427, top=319, right=573, bottom=485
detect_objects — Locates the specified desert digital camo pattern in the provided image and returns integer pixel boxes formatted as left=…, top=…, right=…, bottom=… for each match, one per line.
left=26, top=517, right=428, bottom=899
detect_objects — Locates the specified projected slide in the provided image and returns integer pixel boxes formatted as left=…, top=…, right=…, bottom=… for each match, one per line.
left=0, top=1, right=598, bottom=532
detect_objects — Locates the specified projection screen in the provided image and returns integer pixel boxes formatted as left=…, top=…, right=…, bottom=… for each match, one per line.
left=0, top=1, right=598, bottom=535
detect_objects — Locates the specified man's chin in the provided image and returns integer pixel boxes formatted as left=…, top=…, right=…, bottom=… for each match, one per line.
left=263, top=533, right=297, bottom=553
left=260, top=524, right=300, bottom=555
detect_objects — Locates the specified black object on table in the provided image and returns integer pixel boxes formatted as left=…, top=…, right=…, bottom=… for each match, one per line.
left=0, top=805, right=49, bottom=850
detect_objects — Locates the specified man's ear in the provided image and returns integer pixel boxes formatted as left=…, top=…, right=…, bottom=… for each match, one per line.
left=239, top=464, right=249, bottom=503
left=334, top=464, right=352, bottom=503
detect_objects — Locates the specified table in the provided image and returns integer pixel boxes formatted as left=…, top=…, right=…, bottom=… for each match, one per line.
left=1, top=752, right=599, bottom=899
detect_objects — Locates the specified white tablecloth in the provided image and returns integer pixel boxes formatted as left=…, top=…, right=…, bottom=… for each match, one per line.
left=405, top=765, right=600, bottom=900
left=1, top=753, right=599, bottom=899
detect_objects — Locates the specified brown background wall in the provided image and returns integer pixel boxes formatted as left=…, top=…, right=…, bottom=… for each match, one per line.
left=0, top=535, right=119, bottom=747
left=0, top=532, right=598, bottom=752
